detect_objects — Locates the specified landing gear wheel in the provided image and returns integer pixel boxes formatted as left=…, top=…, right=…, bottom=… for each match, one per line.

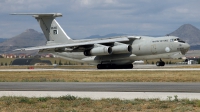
left=156, top=61, right=160, bottom=66
left=125, top=64, right=133, bottom=69
left=97, top=64, right=103, bottom=69
left=97, top=64, right=133, bottom=69
left=156, top=61, right=165, bottom=66
left=160, top=61, right=165, bottom=66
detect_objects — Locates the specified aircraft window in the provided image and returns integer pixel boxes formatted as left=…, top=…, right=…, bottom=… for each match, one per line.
left=177, top=38, right=185, bottom=43
left=170, top=39, right=174, bottom=42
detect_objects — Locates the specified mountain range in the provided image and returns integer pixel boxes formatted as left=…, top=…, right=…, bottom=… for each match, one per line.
left=0, top=24, right=200, bottom=54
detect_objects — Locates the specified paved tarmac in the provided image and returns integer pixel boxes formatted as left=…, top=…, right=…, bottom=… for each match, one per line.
left=0, top=82, right=200, bottom=92
left=0, top=82, right=200, bottom=100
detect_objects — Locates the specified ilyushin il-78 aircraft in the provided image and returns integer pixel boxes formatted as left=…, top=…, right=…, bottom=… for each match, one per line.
left=11, top=13, right=190, bottom=69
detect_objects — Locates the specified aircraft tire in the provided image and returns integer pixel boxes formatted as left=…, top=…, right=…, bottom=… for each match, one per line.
left=97, top=64, right=133, bottom=69
left=156, top=61, right=165, bottom=66
left=156, top=61, right=160, bottom=66
left=161, top=61, right=165, bottom=66
left=97, top=64, right=103, bottom=69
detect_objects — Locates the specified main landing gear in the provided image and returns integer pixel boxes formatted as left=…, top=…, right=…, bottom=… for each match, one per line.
left=156, top=59, right=165, bottom=66
left=97, top=64, right=133, bottom=69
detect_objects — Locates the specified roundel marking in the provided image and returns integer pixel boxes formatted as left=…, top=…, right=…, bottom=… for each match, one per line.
left=165, top=47, right=170, bottom=52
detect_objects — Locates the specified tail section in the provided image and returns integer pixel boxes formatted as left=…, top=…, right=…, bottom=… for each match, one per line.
left=11, top=13, right=73, bottom=44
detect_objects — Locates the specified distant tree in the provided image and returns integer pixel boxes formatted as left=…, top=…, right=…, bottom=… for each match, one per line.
left=169, top=61, right=172, bottom=64
left=5, top=63, right=7, bottom=66
left=146, top=60, right=149, bottom=64
left=54, top=60, right=57, bottom=64
left=69, top=61, right=71, bottom=65
left=152, top=61, right=154, bottom=65
left=10, top=61, right=13, bottom=65
left=59, top=60, right=62, bottom=65
left=1, top=62, right=3, bottom=66
left=64, top=61, right=68, bottom=65
left=166, top=61, right=168, bottom=64
left=198, top=59, right=200, bottom=64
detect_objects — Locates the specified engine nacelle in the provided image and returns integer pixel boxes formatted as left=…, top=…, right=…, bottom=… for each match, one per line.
left=84, top=46, right=112, bottom=56
left=112, top=44, right=132, bottom=54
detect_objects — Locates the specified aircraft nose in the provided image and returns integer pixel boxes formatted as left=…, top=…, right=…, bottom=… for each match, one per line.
left=184, top=43, right=190, bottom=50
left=181, top=43, right=190, bottom=55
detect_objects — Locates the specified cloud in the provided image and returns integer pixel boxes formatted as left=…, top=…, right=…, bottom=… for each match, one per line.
left=0, top=0, right=62, bottom=13
left=0, top=0, right=200, bottom=39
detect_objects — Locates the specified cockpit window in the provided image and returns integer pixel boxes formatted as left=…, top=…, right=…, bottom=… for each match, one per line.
left=177, top=38, right=185, bottom=43
left=170, top=38, right=185, bottom=43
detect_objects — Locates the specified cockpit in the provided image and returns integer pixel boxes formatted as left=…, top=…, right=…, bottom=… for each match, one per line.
left=170, top=38, right=185, bottom=43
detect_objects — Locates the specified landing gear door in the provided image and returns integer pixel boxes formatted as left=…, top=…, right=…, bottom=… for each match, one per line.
left=151, top=44, right=157, bottom=54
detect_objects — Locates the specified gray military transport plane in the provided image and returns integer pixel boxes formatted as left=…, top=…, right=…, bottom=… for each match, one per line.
left=11, top=13, right=190, bottom=69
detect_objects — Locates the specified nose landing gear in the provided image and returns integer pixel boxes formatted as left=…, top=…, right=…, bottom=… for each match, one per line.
left=156, top=59, right=165, bottom=66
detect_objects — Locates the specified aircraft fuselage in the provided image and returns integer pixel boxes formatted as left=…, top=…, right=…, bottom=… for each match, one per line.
left=52, top=36, right=190, bottom=65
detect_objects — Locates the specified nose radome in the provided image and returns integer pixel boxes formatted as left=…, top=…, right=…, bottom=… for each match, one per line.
left=185, top=43, right=190, bottom=50
left=181, top=43, right=190, bottom=55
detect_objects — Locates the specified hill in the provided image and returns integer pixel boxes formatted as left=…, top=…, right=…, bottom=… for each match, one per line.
left=168, top=24, right=200, bottom=45
left=0, top=29, right=46, bottom=54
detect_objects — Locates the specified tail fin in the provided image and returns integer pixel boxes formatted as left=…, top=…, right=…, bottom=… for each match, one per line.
left=11, top=13, right=73, bottom=44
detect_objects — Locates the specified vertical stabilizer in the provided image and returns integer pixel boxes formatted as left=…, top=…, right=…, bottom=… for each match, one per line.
left=11, top=13, right=73, bottom=44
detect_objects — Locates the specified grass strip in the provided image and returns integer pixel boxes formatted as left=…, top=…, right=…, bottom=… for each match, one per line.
left=0, top=71, right=200, bottom=82
left=0, top=95, right=200, bottom=112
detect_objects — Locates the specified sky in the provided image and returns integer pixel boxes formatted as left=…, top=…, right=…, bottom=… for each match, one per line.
left=0, top=0, right=200, bottom=39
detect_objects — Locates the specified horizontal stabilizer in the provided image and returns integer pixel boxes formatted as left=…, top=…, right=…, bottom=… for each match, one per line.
left=10, top=13, right=62, bottom=17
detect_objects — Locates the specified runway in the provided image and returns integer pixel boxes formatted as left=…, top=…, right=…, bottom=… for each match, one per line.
left=0, top=82, right=200, bottom=92
left=0, top=82, right=200, bottom=100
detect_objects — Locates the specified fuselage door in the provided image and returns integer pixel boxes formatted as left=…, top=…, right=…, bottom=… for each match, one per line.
left=151, top=44, right=157, bottom=54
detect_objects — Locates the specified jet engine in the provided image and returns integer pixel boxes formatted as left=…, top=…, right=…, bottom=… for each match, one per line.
left=112, top=44, right=132, bottom=54
left=84, top=46, right=112, bottom=56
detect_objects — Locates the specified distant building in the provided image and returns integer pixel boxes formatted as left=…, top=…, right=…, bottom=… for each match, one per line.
left=187, top=58, right=199, bottom=64
left=6, top=54, right=17, bottom=58
left=0, top=55, right=4, bottom=58
left=11, top=58, right=52, bottom=65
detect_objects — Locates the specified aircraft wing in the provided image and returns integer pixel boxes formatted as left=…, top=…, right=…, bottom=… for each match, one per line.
left=14, top=37, right=131, bottom=51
